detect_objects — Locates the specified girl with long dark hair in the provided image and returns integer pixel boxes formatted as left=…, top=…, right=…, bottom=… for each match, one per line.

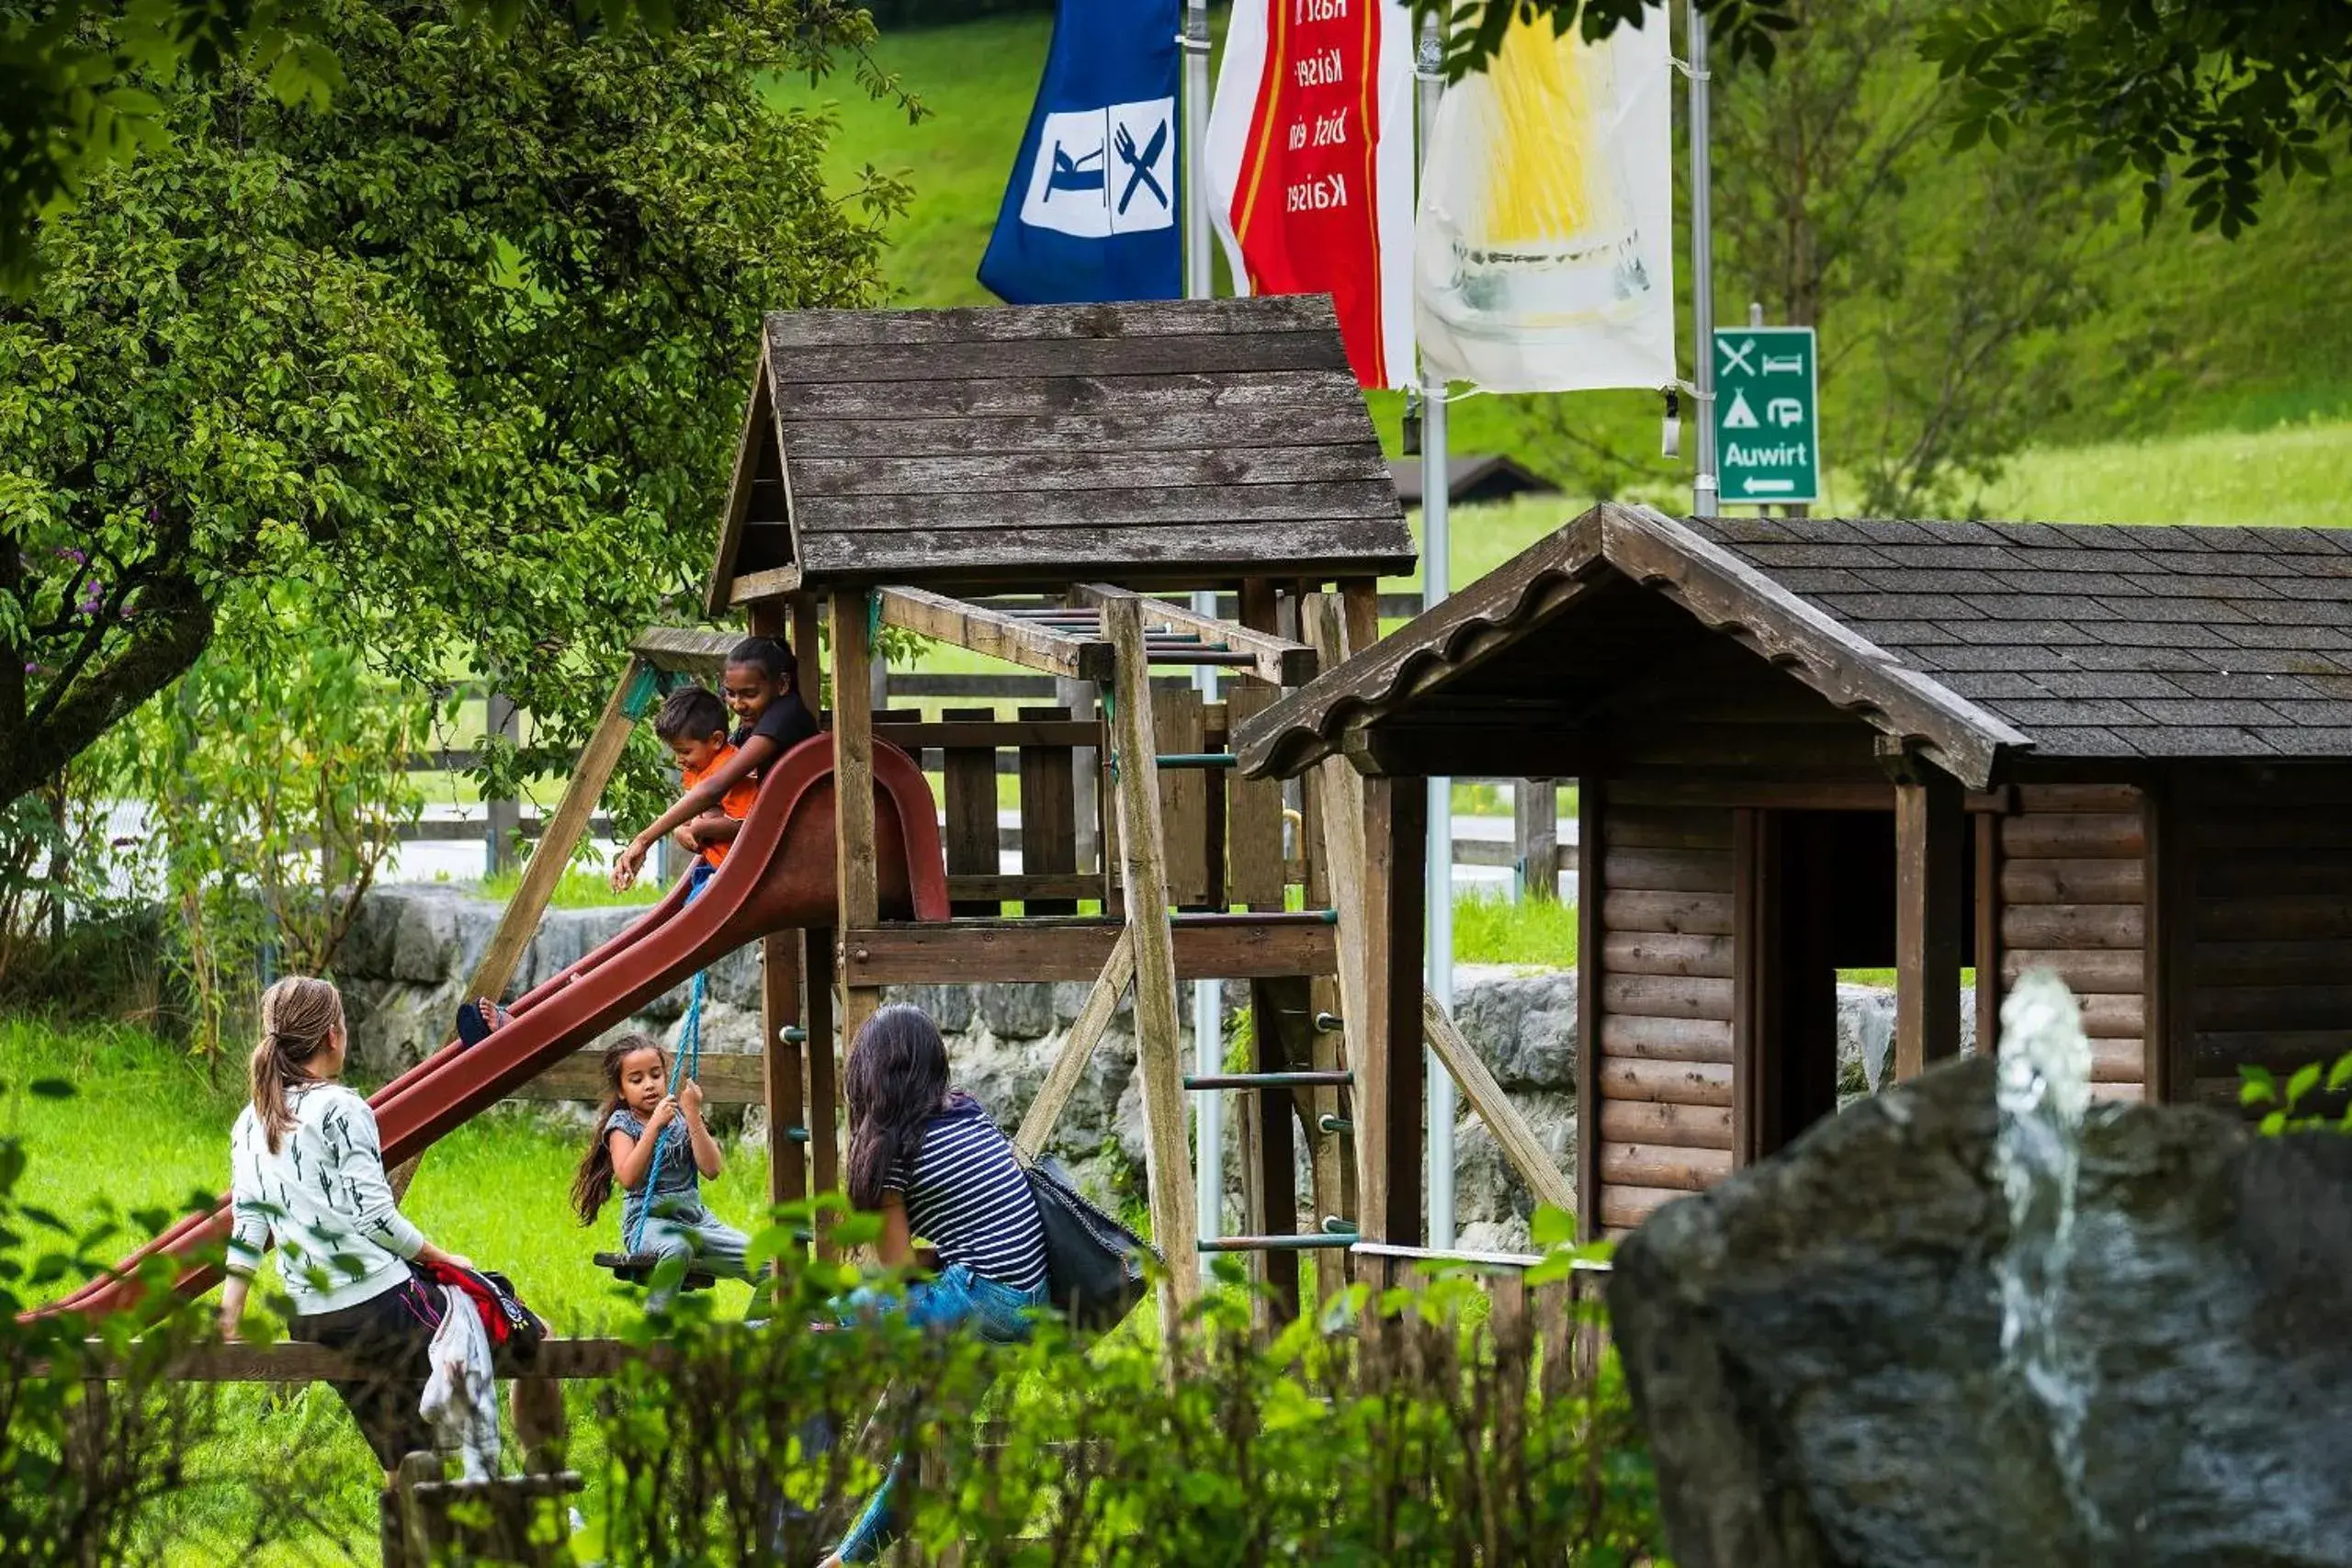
left=822, top=1003, right=1048, bottom=1565
left=571, top=1032, right=754, bottom=1308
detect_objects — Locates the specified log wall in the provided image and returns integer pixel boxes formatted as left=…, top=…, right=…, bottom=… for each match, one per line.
left=2179, top=766, right=2352, bottom=1112
left=1589, top=802, right=1737, bottom=1237
left=1993, top=783, right=2151, bottom=1103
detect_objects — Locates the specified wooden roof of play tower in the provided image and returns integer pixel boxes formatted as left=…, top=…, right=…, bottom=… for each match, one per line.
left=703, top=297, right=1415, bottom=609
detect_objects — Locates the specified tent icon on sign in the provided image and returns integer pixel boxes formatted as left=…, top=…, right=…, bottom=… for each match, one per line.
left=1723, top=389, right=1760, bottom=430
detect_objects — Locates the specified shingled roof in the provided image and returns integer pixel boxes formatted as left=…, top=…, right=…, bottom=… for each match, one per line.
left=1690, top=514, right=2352, bottom=760
left=703, top=297, right=1415, bottom=610
left=1233, top=505, right=2352, bottom=789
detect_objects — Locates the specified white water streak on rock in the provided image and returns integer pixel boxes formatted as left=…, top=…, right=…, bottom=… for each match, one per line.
left=1993, top=968, right=2103, bottom=1541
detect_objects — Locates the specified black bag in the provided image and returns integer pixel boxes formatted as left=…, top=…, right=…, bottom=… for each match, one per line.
left=1023, top=1156, right=1156, bottom=1331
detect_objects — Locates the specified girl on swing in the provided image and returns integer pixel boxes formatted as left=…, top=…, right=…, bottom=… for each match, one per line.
left=571, top=1032, right=755, bottom=1308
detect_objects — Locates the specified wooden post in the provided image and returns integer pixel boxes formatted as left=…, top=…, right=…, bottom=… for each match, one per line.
left=394, top=1451, right=439, bottom=1568
left=1974, top=810, right=2003, bottom=1066
left=1515, top=780, right=1558, bottom=902
left=942, top=705, right=1001, bottom=917
left=1366, top=776, right=1427, bottom=1244
left=831, top=592, right=882, bottom=1059
left=1102, top=597, right=1203, bottom=1328
left=1300, top=593, right=1379, bottom=1228
left=1250, top=975, right=1309, bottom=1322
left=747, top=599, right=807, bottom=1213
left=806, top=925, right=839, bottom=1200
left=1894, top=763, right=1964, bottom=1079
left=393, top=658, right=643, bottom=1202
left=1575, top=784, right=1602, bottom=1242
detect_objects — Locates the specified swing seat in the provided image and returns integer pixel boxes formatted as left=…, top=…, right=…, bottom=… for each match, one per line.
left=594, top=1250, right=717, bottom=1292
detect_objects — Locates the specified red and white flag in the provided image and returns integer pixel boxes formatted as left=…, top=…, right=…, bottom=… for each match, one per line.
left=1205, top=0, right=1416, bottom=389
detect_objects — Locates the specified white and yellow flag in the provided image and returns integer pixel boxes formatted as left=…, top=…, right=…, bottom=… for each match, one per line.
left=1415, top=13, right=1674, bottom=392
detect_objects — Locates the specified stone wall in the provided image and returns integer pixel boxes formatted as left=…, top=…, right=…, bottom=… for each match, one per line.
left=336, top=886, right=1939, bottom=1241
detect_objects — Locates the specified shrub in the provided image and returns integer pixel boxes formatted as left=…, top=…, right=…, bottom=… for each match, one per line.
left=587, top=1212, right=1659, bottom=1564
left=0, top=1102, right=311, bottom=1562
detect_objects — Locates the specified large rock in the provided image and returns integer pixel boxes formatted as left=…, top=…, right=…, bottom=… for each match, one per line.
left=1451, top=964, right=1577, bottom=1090
left=1608, top=1053, right=2352, bottom=1568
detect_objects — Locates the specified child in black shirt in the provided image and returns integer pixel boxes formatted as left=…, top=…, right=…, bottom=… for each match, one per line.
left=610, top=637, right=819, bottom=890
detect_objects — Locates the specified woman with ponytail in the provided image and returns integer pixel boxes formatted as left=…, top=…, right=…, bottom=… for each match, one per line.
left=218, top=976, right=475, bottom=1486
left=823, top=1004, right=1049, bottom=1565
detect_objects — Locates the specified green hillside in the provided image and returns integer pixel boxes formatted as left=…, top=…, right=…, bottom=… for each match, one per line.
left=771, top=15, right=2352, bottom=530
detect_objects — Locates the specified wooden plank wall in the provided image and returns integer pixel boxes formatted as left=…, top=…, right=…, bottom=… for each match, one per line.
left=2181, top=766, right=2352, bottom=1111
left=1591, top=801, right=1737, bottom=1238
left=1994, top=783, right=2149, bottom=1102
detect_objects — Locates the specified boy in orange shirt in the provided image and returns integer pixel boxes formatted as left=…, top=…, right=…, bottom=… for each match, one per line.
left=651, top=685, right=757, bottom=871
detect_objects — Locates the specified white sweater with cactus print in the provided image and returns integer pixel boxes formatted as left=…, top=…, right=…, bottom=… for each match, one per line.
left=227, top=1082, right=425, bottom=1315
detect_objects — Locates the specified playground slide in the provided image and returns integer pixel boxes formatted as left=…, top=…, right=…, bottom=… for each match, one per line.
left=36, top=736, right=949, bottom=1324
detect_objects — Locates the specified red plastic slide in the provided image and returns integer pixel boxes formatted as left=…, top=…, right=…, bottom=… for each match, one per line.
left=35, top=735, right=949, bottom=1323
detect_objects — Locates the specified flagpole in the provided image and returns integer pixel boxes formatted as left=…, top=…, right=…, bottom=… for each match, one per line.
left=1688, top=0, right=1718, bottom=518
left=1182, top=0, right=1223, bottom=1247
left=1416, top=13, right=1456, bottom=1252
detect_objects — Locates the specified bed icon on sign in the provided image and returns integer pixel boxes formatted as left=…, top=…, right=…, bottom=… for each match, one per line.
left=1022, top=97, right=1177, bottom=238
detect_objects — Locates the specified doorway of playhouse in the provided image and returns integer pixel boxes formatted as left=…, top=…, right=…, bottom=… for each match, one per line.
left=1733, top=807, right=1981, bottom=1164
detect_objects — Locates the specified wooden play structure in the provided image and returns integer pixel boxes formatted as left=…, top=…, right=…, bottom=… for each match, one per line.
left=690, top=293, right=1453, bottom=1326
left=1237, top=502, right=2352, bottom=1237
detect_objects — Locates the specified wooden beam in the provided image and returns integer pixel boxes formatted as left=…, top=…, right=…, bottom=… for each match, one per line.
left=630, top=626, right=739, bottom=678
left=469, top=660, right=642, bottom=1008
left=94, top=1337, right=653, bottom=1383
left=1075, top=583, right=1317, bottom=686
left=747, top=597, right=806, bottom=1213
left=1368, top=774, right=1426, bottom=1244
left=1576, top=784, right=1603, bottom=1242
left=1975, top=809, right=2004, bottom=1069
left=1102, top=596, right=1203, bottom=1327
left=1342, top=726, right=1599, bottom=780
left=703, top=359, right=775, bottom=616
left=837, top=917, right=1334, bottom=984
left=877, top=584, right=1115, bottom=682
left=391, top=658, right=642, bottom=1202
left=832, top=591, right=882, bottom=1069
left=505, top=1048, right=766, bottom=1106
left=728, top=564, right=805, bottom=605
left=807, top=925, right=839, bottom=1201
left=1302, top=594, right=1379, bottom=1224
left=1894, top=761, right=1965, bottom=1079
left=761, top=933, right=805, bottom=1209
left=1013, top=930, right=1136, bottom=1158
left=1421, top=992, right=1575, bottom=1214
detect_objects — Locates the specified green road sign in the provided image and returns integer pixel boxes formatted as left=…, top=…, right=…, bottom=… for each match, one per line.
left=1713, top=325, right=1821, bottom=505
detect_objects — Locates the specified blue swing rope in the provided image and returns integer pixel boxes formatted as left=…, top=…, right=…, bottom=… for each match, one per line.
left=624, top=865, right=712, bottom=1256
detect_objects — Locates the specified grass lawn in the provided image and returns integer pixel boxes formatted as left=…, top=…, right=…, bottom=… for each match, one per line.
left=2, top=1015, right=781, bottom=1561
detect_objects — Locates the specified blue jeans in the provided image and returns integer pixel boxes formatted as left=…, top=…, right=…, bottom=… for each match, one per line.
left=833, top=1265, right=1049, bottom=1562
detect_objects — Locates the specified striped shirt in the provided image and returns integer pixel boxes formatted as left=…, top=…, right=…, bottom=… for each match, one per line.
left=886, top=1094, right=1046, bottom=1292
left=228, top=1082, right=426, bottom=1315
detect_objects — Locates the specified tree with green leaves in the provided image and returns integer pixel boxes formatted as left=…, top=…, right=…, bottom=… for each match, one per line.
left=2, top=0, right=910, bottom=815
left=1706, top=0, right=2113, bottom=513
left=1419, top=0, right=2343, bottom=232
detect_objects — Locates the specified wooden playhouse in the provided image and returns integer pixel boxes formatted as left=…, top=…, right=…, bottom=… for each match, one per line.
left=1235, top=502, right=2352, bottom=1238
left=683, top=295, right=1456, bottom=1322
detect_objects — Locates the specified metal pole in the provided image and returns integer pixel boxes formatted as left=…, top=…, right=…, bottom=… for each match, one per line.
left=1688, top=0, right=1718, bottom=519
left=1183, top=0, right=1223, bottom=1245
left=1182, top=0, right=1213, bottom=299
left=1417, top=15, right=1456, bottom=1250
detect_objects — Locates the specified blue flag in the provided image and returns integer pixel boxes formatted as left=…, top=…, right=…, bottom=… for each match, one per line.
left=978, top=0, right=1182, bottom=304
